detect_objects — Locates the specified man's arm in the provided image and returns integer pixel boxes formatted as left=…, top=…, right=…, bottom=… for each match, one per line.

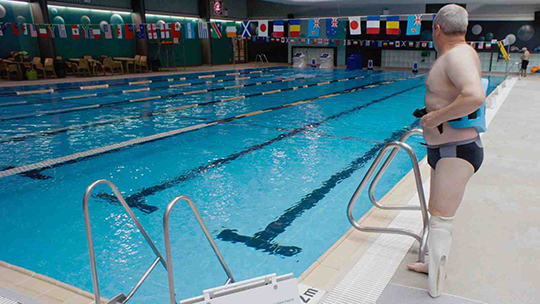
left=422, top=48, right=485, bottom=129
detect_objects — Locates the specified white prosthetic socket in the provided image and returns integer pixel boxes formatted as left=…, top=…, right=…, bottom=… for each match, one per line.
left=428, top=214, right=455, bottom=298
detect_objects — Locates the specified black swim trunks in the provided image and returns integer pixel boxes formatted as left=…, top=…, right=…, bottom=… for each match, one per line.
left=427, top=137, right=484, bottom=173
left=522, top=60, right=529, bottom=70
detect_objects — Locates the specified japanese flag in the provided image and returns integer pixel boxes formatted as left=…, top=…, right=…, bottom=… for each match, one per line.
left=348, top=17, right=361, bottom=35
left=258, top=20, right=268, bottom=37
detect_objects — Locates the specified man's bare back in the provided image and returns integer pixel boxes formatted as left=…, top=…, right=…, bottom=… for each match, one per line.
left=423, top=44, right=483, bottom=145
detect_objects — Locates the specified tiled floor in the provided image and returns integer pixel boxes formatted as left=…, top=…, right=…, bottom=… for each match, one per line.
left=0, top=261, right=106, bottom=304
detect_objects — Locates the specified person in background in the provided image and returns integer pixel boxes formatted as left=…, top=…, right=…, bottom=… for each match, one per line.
left=521, top=47, right=530, bottom=77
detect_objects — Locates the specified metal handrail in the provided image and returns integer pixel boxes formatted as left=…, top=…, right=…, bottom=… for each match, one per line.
left=255, top=54, right=269, bottom=67
left=83, top=179, right=168, bottom=304
left=164, top=195, right=235, bottom=304
left=347, top=129, right=429, bottom=262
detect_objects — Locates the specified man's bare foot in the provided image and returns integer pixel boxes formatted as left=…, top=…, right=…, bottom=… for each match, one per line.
left=407, top=262, right=428, bottom=274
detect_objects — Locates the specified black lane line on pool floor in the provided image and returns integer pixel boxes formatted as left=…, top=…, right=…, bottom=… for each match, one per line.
left=0, top=70, right=351, bottom=122
left=217, top=120, right=421, bottom=257
left=93, top=84, right=421, bottom=220
left=0, top=75, right=422, bottom=181
left=0, top=67, right=289, bottom=97
left=0, top=72, right=388, bottom=143
left=0, top=68, right=295, bottom=107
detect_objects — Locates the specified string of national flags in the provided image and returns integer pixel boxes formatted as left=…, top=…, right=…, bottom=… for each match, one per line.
left=0, top=16, right=498, bottom=50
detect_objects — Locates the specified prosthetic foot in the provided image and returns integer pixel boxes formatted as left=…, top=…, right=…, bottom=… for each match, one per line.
left=428, top=215, right=455, bottom=298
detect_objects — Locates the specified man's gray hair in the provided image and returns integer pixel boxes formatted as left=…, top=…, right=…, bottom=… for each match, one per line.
left=434, top=4, right=468, bottom=36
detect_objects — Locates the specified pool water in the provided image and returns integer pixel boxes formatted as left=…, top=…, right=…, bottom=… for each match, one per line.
left=0, top=67, right=504, bottom=303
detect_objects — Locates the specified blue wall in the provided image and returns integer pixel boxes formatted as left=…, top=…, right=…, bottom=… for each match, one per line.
left=0, top=0, right=39, bottom=58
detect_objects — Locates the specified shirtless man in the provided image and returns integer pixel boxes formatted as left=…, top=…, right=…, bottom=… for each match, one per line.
left=406, top=4, right=486, bottom=298
left=521, top=47, right=530, bottom=77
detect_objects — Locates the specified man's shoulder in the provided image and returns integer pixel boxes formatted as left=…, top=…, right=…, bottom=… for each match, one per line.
left=443, top=45, right=478, bottom=66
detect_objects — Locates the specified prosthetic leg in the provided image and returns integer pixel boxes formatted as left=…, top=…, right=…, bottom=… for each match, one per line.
left=428, top=215, right=455, bottom=298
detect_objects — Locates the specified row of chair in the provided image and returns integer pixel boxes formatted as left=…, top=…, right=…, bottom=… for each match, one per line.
left=0, top=55, right=151, bottom=81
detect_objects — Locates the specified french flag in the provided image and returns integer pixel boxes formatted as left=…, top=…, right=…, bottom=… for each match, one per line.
left=366, top=16, right=380, bottom=34
left=273, top=20, right=284, bottom=37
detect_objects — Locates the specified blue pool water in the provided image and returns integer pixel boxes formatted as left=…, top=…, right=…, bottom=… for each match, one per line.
left=0, top=67, right=504, bottom=303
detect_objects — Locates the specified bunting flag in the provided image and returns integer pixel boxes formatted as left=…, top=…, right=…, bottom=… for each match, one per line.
left=348, top=17, right=361, bottom=35
left=12, top=23, right=20, bottom=35
left=198, top=22, right=208, bottom=38
left=0, top=23, right=5, bottom=36
left=38, top=25, right=47, bottom=37
left=428, top=41, right=434, bottom=48
left=407, top=14, right=421, bottom=35
left=386, top=16, right=400, bottom=35
left=58, top=24, right=67, bottom=38
left=91, top=25, right=101, bottom=39
left=289, top=20, right=300, bottom=37
left=71, top=25, right=80, bottom=38
left=123, top=24, right=133, bottom=39
left=185, top=22, right=195, bottom=39
left=469, top=41, right=475, bottom=48
left=22, top=23, right=28, bottom=35
left=308, top=18, right=320, bottom=37
left=48, top=24, right=57, bottom=38
left=256, top=21, right=267, bottom=37
left=477, top=42, right=484, bottom=49
left=173, top=22, right=182, bottom=38
left=211, top=22, right=222, bottom=38
left=485, top=42, right=492, bottom=50
left=147, top=24, right=157, bottom=39
left=226, top=22, right=237, bottom=38
left=395, top=40, right=400, bottom=48
left=326, top=18, right=338, bottom=37
left=103, top=24, right=112, bottom=39
left=242, top=21, right=252, bottom=37
left=422, top=41, right=428, bottom=48
left=160, top=23, right=170, bottom=39
left=81, top=24, right=89, bottom=38
left=137, top=24, right=146, bottom=39
left=115, top=24, right=123, bottom=39
left=408, top=41, right=414, bottom=47
left=367, top=16, right=380, bottom=34
left=273, top=20, right=284, bottom=37
left=318, top=38, right=322, bottom=44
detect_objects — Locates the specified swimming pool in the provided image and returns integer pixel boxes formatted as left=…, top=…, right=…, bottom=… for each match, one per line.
left=0, top=68, right=504, bottom=303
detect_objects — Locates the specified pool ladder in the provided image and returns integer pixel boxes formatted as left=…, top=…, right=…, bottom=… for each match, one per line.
left=83, top=180, right=234, bottom=304
left=347, top=129, right=430, bottom=263
left=255, top=54, right=269, bottom=67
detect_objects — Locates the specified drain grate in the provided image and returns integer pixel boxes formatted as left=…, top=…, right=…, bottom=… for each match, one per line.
left=0, top=295, right=20, bottom=304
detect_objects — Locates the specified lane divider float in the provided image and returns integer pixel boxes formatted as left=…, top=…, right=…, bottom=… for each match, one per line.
left=129, top=80, right=152, bottom=86
left=16, top=89, right=54, bottom=96
left=62, top=93, right=97, bottom=100
left=123, top=88, right=150, bottom=94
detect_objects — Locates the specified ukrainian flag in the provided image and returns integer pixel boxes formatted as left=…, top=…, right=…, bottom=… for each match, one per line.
left=386, top=16, right=400, bottom=35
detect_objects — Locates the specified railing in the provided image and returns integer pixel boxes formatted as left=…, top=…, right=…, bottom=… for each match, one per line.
left=255, top=54, right=269, bottom=66
left=163, top=195, right=235, bottom=304
left=505, top=61, right=521, bottom=78
left=347, top=129, right=430, bottom=263
left=83, top=180, right=168, bottom=304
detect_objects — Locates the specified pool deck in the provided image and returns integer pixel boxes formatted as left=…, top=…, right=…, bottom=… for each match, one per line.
left=0, top=62, right=287, bottom=88
left=300, top=74, right=540, bottom=303
left=0, top=260, right=107, bottom=304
